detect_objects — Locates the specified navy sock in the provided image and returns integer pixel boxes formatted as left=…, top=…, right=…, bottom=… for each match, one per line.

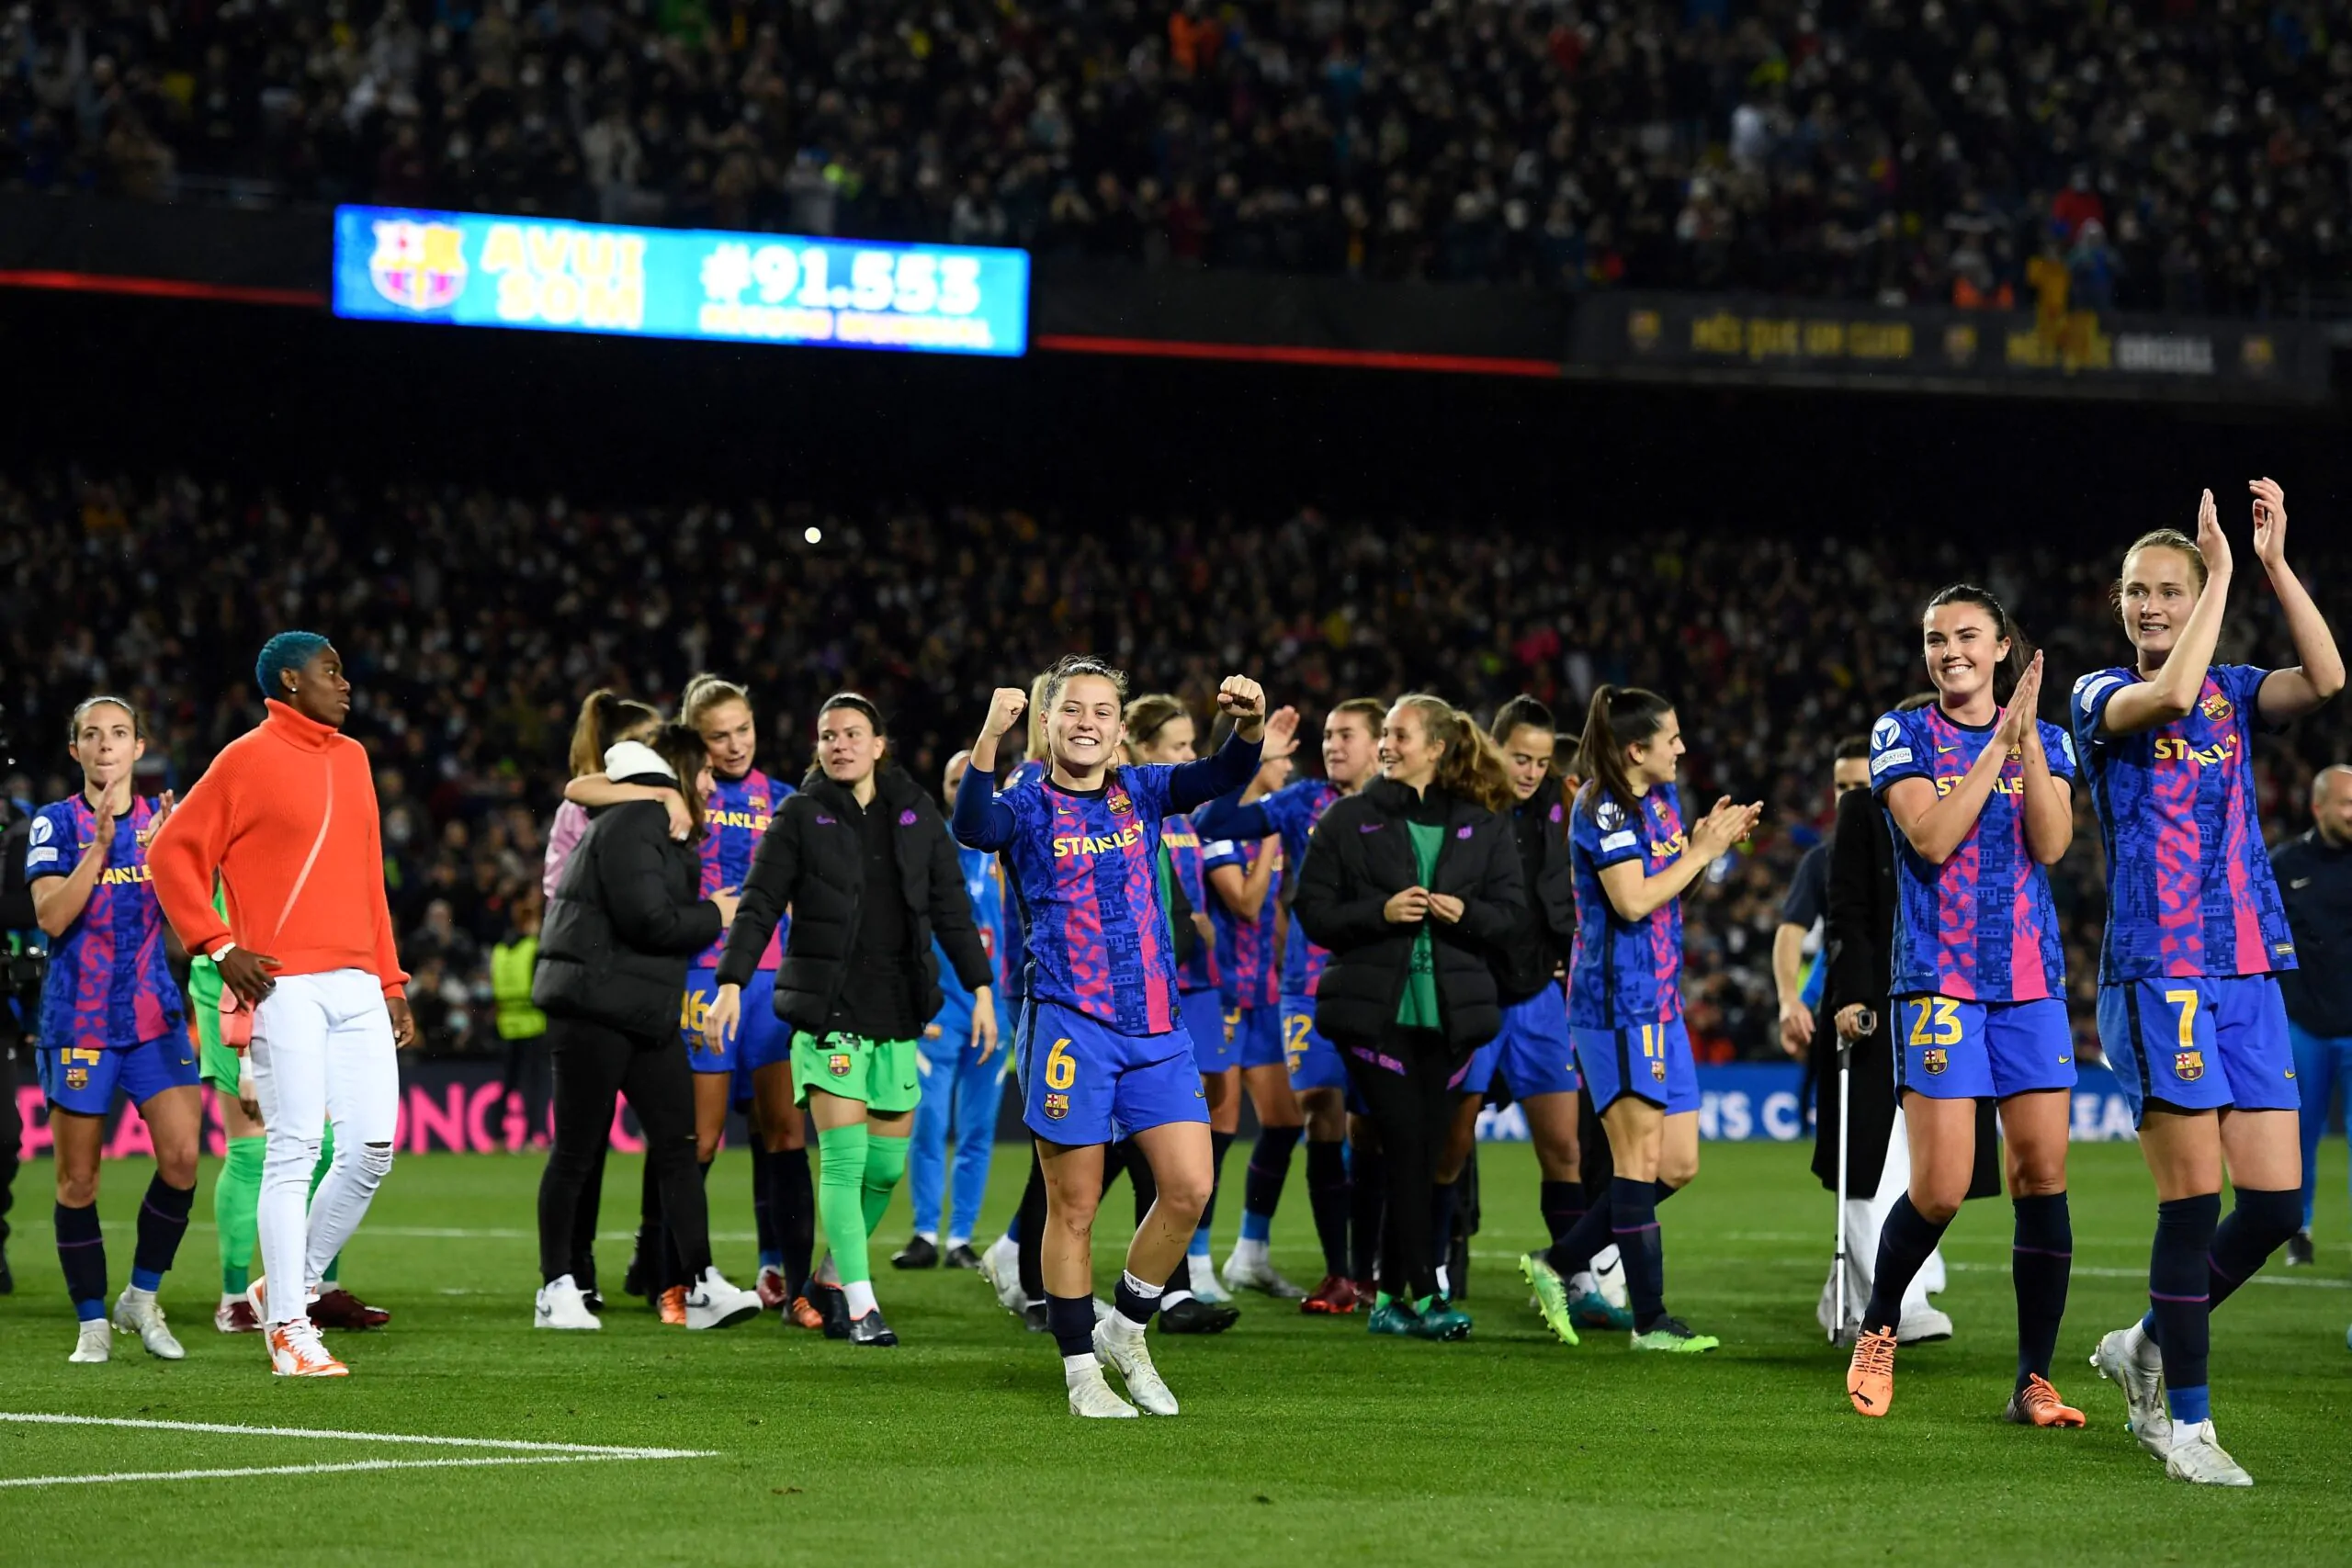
left=1243, top=1124, right=1301, bottom=1226
left=768, top=1145, right=814, bottom=1297
left=1113, top=1269, right=1162, bottom=1328
left=2010, top=1192, right=2072, bottom=1389
left=1861, top=1194, right=1950, bottom=1334
left=1430, top=1180, right=1460, bottom=1277
left=56, top=1201, right=107, bottom=1321
left=2208, top=1187, right=2300, bottom=1315
left=1610, top=1176, right=1665, bottom=1330
left=130, top=1173, right=196, bottom=1291
left=1306, top=1139, right=1351, bottom=1277
left=1348, top=1146, right=1386, bottom=1283
left=1543, top=1188, right=1614, bottom=1279
left=1200, top=1130, right=1235, bottom=1235
left=2147, top=1192, right=2220, bottom=1426
left=750, top=1140, right=781, bottom=1268
left=1046, top=1292, right=1096, bottom=1358
left=1539, top=1179, right=1587, bottom=1247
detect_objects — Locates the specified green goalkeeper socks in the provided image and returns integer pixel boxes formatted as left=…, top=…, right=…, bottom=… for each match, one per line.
left=216, top=1135, right=264, bottom=1294
left=817, top=1122, right=873, bottom=1287
left=862, top=1134, right=910, bottom=1242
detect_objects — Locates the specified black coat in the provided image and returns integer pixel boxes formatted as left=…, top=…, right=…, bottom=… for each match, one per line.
left=534, top=790, right=722, bottom=1043
left=1294, top=778, right=1526, bottom=1052
left=1494, top=776, right=1578, bottom=1002
left=716, top=765, right=991, bottom=1036
left=1817, top=784, right=1999, bottom=1199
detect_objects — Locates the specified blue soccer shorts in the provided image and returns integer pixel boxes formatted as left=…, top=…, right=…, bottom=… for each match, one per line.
left=1180, top=988, right=1232, bottom=1077
left=1893, top=994, right=2075, bottom=1102
left=681, top=966, right=786, bottom=1080
left=1282, top=995, right=1348, bottom=1092
left=1460, top=991, right=1581, bottom=1099
left=2097, top=975, right=2295, bottom=1124
left=1573, top=1017, right=1699, bottom=1115
left=1019, top=998, right=1208, bottom=1146
left=40, top=1032, right=199, bottom=1117
left=1229, top=1002, right=1285, bottom=1070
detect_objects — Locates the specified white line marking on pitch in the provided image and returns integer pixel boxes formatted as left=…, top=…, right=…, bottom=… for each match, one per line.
left=0, top=1414, right=715, bottom=1489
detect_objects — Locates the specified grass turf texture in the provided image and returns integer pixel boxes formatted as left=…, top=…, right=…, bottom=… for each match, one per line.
left=0, top=1140, right=2346, bottom=1566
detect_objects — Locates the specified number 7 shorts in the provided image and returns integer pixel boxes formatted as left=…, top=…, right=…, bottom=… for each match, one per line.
left=1018, top=998, right=1208, bottom=1146
left=2097, top=976, right=2296, bottom=1123
left=1894, top=994, right=2075, bottom=1100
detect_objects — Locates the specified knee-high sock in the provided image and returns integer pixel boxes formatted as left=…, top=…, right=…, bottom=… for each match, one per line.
left=1861, top=1194, right=1950, bottom=1335
left=1610, top=1176, right=1665, bottom=1330
left=818, top=1122, right=874, bottom=1287
left=1306, top=1139, right=1351, bottom=1278
left=860, top=1134, right=910, bottom=1245
left=751, top=1139, right=782, bottom=1269
left=1240, top=1123, right=1301, bottom=1239
left=1540, top=1179, right=1588, bottom=1247
left=2207, top=1187, right=2301, bottom=1315
left=1430, top=1179, right=1461, bottom=1278
left=2144, top=1192, right=2221, bottom=1426
left=767, top=1145, right=814, bottom=1297
left=1194, top=1129, right=1235, bottom=1255
left=2010, top=1192, right=2072, bottom=1389
left=130, top=1172, right=195, bottom=1292
left=56, top=1201, right=107, bottom=1320
left=1348, top=1145, right=1386, bottom=1284
left=1015, top=1150, right=1048, bottom=1301
left=215, top=1134, right=265, bottom=1294
left=1543, top=1187, right=1614, bottom=1279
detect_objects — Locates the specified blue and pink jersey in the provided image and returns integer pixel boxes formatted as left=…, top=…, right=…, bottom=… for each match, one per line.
left=1198, top=776, right=1342, bottom=997
left=1869, top=704, right=2076, bottom=1001
left=1567, top=784, right=1687, bottom=1030
left=954, top=735, right=1261, bottom=1036
left=1160, top=815, right=1219, bottom=996
left=1201, top=831, right=1282, bottom=1009
left=22, top=795, right=185, bottom=1049
left=2072, top=663, right=2296, bottom=983
left=697, top=768, right=793, bottom=970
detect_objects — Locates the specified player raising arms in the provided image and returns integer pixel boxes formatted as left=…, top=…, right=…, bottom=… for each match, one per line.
left=1842, top=587, right=2085, bottom=1427
left=953, top=658, right=1274, bottom=1417
left=25, top=697, right=198, bottom=1362
left=1196, top=697, right=1386, bottom=1313
left=2077, top=484, right=2344, bottom=1487
left=1521, top=687, right=1759, bottom=1353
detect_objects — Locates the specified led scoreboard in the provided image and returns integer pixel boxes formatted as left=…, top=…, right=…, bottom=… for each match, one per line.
left=332, top=206, right=1029, bottom=357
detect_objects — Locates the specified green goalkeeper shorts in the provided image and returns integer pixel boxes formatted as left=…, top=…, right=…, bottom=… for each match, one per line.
left=790, top=1032, right=921, bottom=1115
left=189, top=957, right=243, bottom=1093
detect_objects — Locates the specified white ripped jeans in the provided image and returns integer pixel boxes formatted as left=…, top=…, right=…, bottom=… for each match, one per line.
left=249, top=969, right=399, bottom=1322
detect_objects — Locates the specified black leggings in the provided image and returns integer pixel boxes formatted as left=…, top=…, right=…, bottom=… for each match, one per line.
left=537, top=1017, right=706, bottom=1285
left=1340, top=1025, right=1463, bottom=1302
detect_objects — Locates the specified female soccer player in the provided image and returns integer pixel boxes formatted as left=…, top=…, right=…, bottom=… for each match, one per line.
left=704, top=694, right=996, bottom=1345
left=25, top=696, right=198, bottom=1363
left=1521, top=686, right=1759, bottom=1353
left=1840, top=587, right=2085, bottom=1427
left=953, top=658, right=1274, bottom=1416
left=1197, top=696, right=1386, bottom=1312
left=2076, top=483, right=2343, bottom=1487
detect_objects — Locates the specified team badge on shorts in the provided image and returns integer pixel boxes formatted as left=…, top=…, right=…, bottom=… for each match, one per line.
left=829, top=1052, right=853, bottom=1077
left=1922, top=1048, right=1948, bottom=1077
left=1043, top=1091, right=1069, bottom=1121
left=66, top=1066, right=87, bottom=1090
left=1650, top=1057, right=1667, bottom=1082
left=2199, top=691, right=2233, bottom=722
left=2176, top=1050, right=2205, bottom=1082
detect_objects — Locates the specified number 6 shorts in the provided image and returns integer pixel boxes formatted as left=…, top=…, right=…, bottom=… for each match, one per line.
left=1018, top=998, right=1208, bottom=1146
left=1893, top=994, right=2075, bottom=1101
left=2096, top=975, right=2295, bottom=1124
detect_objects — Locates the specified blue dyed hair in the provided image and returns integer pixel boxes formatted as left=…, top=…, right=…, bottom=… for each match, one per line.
left=255, top=630, right=332, bottom=699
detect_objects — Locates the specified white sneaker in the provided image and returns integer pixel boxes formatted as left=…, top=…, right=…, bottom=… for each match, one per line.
left=1066, top=1362, right=1139, bottom=1419
left=1187, top=1254, right=1233, bottom=1305
left=1592, top=1245, right=1630, bottom=1312
left=2165, top=1419, right=2254, bottom=1486
left=534, top=1274, right=603, bottom=1331
left=683, top=1268, right=761, bottom=1330
left=246, top=1275, right=321, bottom=1327
left=1220, top=1246, right=1306, bottom=1300
left=112, top=1287, right=187, bottom=1360
left=1091, top=1321, right=1178, bottom=1416
left=266, top=1315, right=348, bottom=1377
left=978, top=1235, right=1025, bottom=1315
left=1091, top=1296, right=1114, bottom=1324
left=1896, top=1306, right=1954, bottom=1345
left=68, top=1318, right=111, bottom=1364
left=2091, top=1325, right=2173, bottom=1459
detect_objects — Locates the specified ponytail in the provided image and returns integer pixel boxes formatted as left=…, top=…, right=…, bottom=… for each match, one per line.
left=1577, top=685, right=1674, bottom=823
left=1396, top=694, right=1515, bottom=814
left=1923, top=583, right=2033, bottom=705
left=568, top=688, right=662, bottom=779
left=680, top=672, right=751, bottom=731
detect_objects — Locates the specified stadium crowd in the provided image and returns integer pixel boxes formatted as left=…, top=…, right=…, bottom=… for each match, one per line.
left=8, top=1, right=2350, bottom=314
left=5, top=464, right=2346, bottom=1065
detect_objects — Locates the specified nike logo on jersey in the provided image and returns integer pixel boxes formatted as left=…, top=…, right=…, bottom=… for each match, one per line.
left=2056, top=1055, right=2070, bottom=1065
left=1937, top=744, right=1958, bottom=754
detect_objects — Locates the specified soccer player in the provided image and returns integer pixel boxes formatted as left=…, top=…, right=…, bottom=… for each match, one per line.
left=1433, top=698, right=1584, bottom=1302
left=952, top=658, right=1273, bottom=1417
left=25, top=696, right=198, bottom=1362
left=1840, top=587, right=2084, bottom=1427
left=704, top=694, right=995, bottom=1346
left=2076, top=483, right=2343, bottom=1487
left=150, top=634, right=415, bottom=1377
left=1521, top=686, right=1759, bottom=1353
left=1196, top=696, right=1386, bottom=1312
left=898, top=749, right=1014, bottom=1273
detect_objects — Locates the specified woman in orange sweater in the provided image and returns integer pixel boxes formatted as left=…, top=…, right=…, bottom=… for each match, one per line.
left=149, top=631, right=413, bottom=1379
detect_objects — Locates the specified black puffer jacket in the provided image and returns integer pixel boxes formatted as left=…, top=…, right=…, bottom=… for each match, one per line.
left=535, top=784, right=723, bottom=1043
left=717, top=765, right=991, bottom=1035
left=1294, top=777, right=1526, bottom=1052
left=1495, top=775, right=1578, bottom=1001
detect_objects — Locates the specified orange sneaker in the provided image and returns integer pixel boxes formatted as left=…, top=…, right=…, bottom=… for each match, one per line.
left=2005, top=1373, right=2087, bottom=1427
left=659, top=1285, right=687, bottom=1325
left=786, top=1295, right=825, bottom=1331
left=1846, top=1325, right=1897, bottom=1417
left=267, top=1318, right=349, bottom=1378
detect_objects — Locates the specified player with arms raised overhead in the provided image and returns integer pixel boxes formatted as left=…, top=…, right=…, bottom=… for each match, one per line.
left=24, top=697, right=198, bottom=1363
left=2076, top=483, right=2343, bottom=1487
left=1841, top=587, right=2085, bottom=1428
left=953, top=657, right=1275, bottom=1416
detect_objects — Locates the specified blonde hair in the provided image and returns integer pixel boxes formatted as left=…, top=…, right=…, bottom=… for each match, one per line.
left=680, top=672, right=752, bottom=732
left=1122, top=693, right=1191, bottom=761
left=2112, top=527, right=2209, bottom=623
left=1393, top=693, right=1515, bottom=813
left=567, top=688, right=662, bottom=779
left=1023, top=671, right=1054, bottom=763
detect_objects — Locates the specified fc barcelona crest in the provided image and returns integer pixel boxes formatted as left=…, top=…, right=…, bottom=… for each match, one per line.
left=1650, top=1058, right=1667, bottom=1083
left=2176, top=1050, right=2205, bottom=1083
left=65, top=1067, right=88, bottom=1090
left=1043, top=1091, right=1070, bottom=1121
left=828, top=1052, right=853, bottom=1077
left=2199, top=692, right=2233, bottom=722
left=1106, top=789, right=1133, bottom=818
left=1922, top=1048, right=1949, bottom=1077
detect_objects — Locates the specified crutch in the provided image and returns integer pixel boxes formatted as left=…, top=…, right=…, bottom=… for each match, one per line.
left=1828, top=1006, right=1877, bottom=1344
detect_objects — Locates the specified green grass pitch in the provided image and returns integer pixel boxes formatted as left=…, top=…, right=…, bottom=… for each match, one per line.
left=1, top=1140, right=2346, bottom=1566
